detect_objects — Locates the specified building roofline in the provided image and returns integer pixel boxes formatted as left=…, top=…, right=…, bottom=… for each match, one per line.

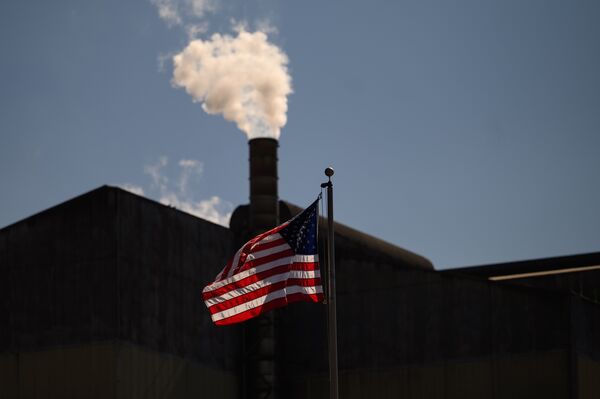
left=0, top=185, right=229, bottom=233
left=443, top=251, right=600, bottom=280
left=282, top=201, right=435, bottom=270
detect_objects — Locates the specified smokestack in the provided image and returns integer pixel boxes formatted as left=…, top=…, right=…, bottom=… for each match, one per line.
left=249, top=138, right=279, bottom=233
left=245, top=137, right=279, bottom=399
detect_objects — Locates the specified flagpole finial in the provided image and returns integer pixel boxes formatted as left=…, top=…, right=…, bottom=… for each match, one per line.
left=324, top=166, right=334, bottom=178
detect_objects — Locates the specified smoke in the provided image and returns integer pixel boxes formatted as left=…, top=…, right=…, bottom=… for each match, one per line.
left=151, top=0, right=183, bottom=27
left=120, top=157, right=233, bottom=226
left=160, top=193, right=232, bottom=226
left=151, top=0, right=215, bottom=29
left=119, top=184, right=145, bottom=196
left=171, top=28, right=292, bottom=139
left=149, top=1, right=292, bottom=139
left=177, top=158, right=203, bottom=194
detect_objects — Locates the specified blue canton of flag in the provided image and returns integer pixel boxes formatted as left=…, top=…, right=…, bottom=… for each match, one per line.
left=279, top=200, right=319, bottom=255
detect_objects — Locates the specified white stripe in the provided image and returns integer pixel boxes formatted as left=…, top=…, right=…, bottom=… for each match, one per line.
left=204, top=270, right=321, bottom=307
left=231, top=242, right=291, bottom=277
left=210, top=285, right=324, bottom=322
left=247, top=243, right=291, bottom=261
left=288, top=270, right=320, bottom=279
left=294, top=254, right=319, bottom=263
left=257, top=232, right=283, bottom=243
left=224, top=233, right=284, bottom=279
left=205, top=255, right=294, bottom=292
left=203, top=254, right=319, bottom=293
left=224, top=247, right=243, bottom=279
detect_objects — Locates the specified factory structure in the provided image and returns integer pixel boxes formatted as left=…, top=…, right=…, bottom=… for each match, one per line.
left=1, top=138, right=600, bottom=398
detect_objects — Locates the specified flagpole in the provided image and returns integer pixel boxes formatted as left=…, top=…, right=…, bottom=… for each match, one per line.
left=322, top=166, right=339, bottom=399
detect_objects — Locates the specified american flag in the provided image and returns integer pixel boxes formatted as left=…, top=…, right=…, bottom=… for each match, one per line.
left=202, top=199, right=323, bottom=326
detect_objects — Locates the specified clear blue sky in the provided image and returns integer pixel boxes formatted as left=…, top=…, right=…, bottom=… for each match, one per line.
left=1, top=0, right=599, bottom=269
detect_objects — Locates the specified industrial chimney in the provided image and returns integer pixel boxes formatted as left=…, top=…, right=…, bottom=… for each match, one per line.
left=245, top=137, right=279, bottom=399
left=249, top=138, right=279, bottom=234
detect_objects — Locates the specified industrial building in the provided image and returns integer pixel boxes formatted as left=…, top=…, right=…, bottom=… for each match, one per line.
left=1, top=139, right=599, bottom=398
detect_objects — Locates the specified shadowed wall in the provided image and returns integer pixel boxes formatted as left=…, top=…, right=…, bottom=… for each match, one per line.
left=0, top=186, right=240, bottom=398
left=1, top=186, right=599, bottom=398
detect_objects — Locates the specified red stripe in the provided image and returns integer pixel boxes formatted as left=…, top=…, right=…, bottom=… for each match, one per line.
left=239, top=248, right=295, bottom=272
left=287, top=292, right=324, bottom=303
left=207, top=280, right=289, bottom=314
left=215, top=296, right=289, bottom=325
left=251, top=237, right=287, bottom=252
left=206, top=277, right=323, bottom=314
left=202, top=262, right=292, bottom=300
left=290, top=262, right=320, bottom=271
left=203, top=261, right=321, bottom=300
left=217, top=224, right=289, bottom=281
left=285, top=292, right=324, bottom=305
left=286, top=278, right=322, bottom=287
left=214, top=290, right=324, bottom=326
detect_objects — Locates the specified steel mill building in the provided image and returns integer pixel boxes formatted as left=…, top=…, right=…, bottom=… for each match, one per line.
left=1, top=139, right=599, bottom=399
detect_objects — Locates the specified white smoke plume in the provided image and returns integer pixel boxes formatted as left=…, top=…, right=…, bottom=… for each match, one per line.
left=171, top=28, right=292, bottom=139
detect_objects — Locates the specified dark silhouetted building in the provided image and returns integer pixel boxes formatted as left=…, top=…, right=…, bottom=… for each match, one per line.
left=1, top=186, right=599, bottom=398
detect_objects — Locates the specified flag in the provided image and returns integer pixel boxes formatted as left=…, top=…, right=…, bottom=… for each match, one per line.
left=202, top=199, right=324, bottom=326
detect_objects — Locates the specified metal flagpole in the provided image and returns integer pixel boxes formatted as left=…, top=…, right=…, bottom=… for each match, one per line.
left=322, top=166, right=339, bottom=399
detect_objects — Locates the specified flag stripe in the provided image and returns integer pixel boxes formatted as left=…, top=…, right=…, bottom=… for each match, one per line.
left=204, top=261, right=293, bottom=300
left=214, top=292, right=324, bottom=326
left=230, top=240, right=294, bottom=277
left=203, top=254, right=318, bottom=293
left=248, top=242, right=291, bottom=260
left=251, top=237, right=287, bottom=252
left=240, top=247, right=295, bottom=271
left=210, top=285, right=324, bottom=324
left=222, top=231, right=286, bottom=279
left=206, top=277, right=323, bottom=314
left=256, top=231, right=285, bottom=243
left=202, top=263, right=321, bottom=300
left=204, top=269, right=321, bottom=306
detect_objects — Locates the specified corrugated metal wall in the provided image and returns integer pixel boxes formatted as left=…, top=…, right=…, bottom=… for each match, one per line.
left=2, top=186, right=600, bottom=398
left=278, top=261, right=600, bottom=398
left=0, top=187, right=240, bottom=398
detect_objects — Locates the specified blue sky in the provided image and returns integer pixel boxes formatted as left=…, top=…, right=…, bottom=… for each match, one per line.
left=1, top=0, right=599, bottom=269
